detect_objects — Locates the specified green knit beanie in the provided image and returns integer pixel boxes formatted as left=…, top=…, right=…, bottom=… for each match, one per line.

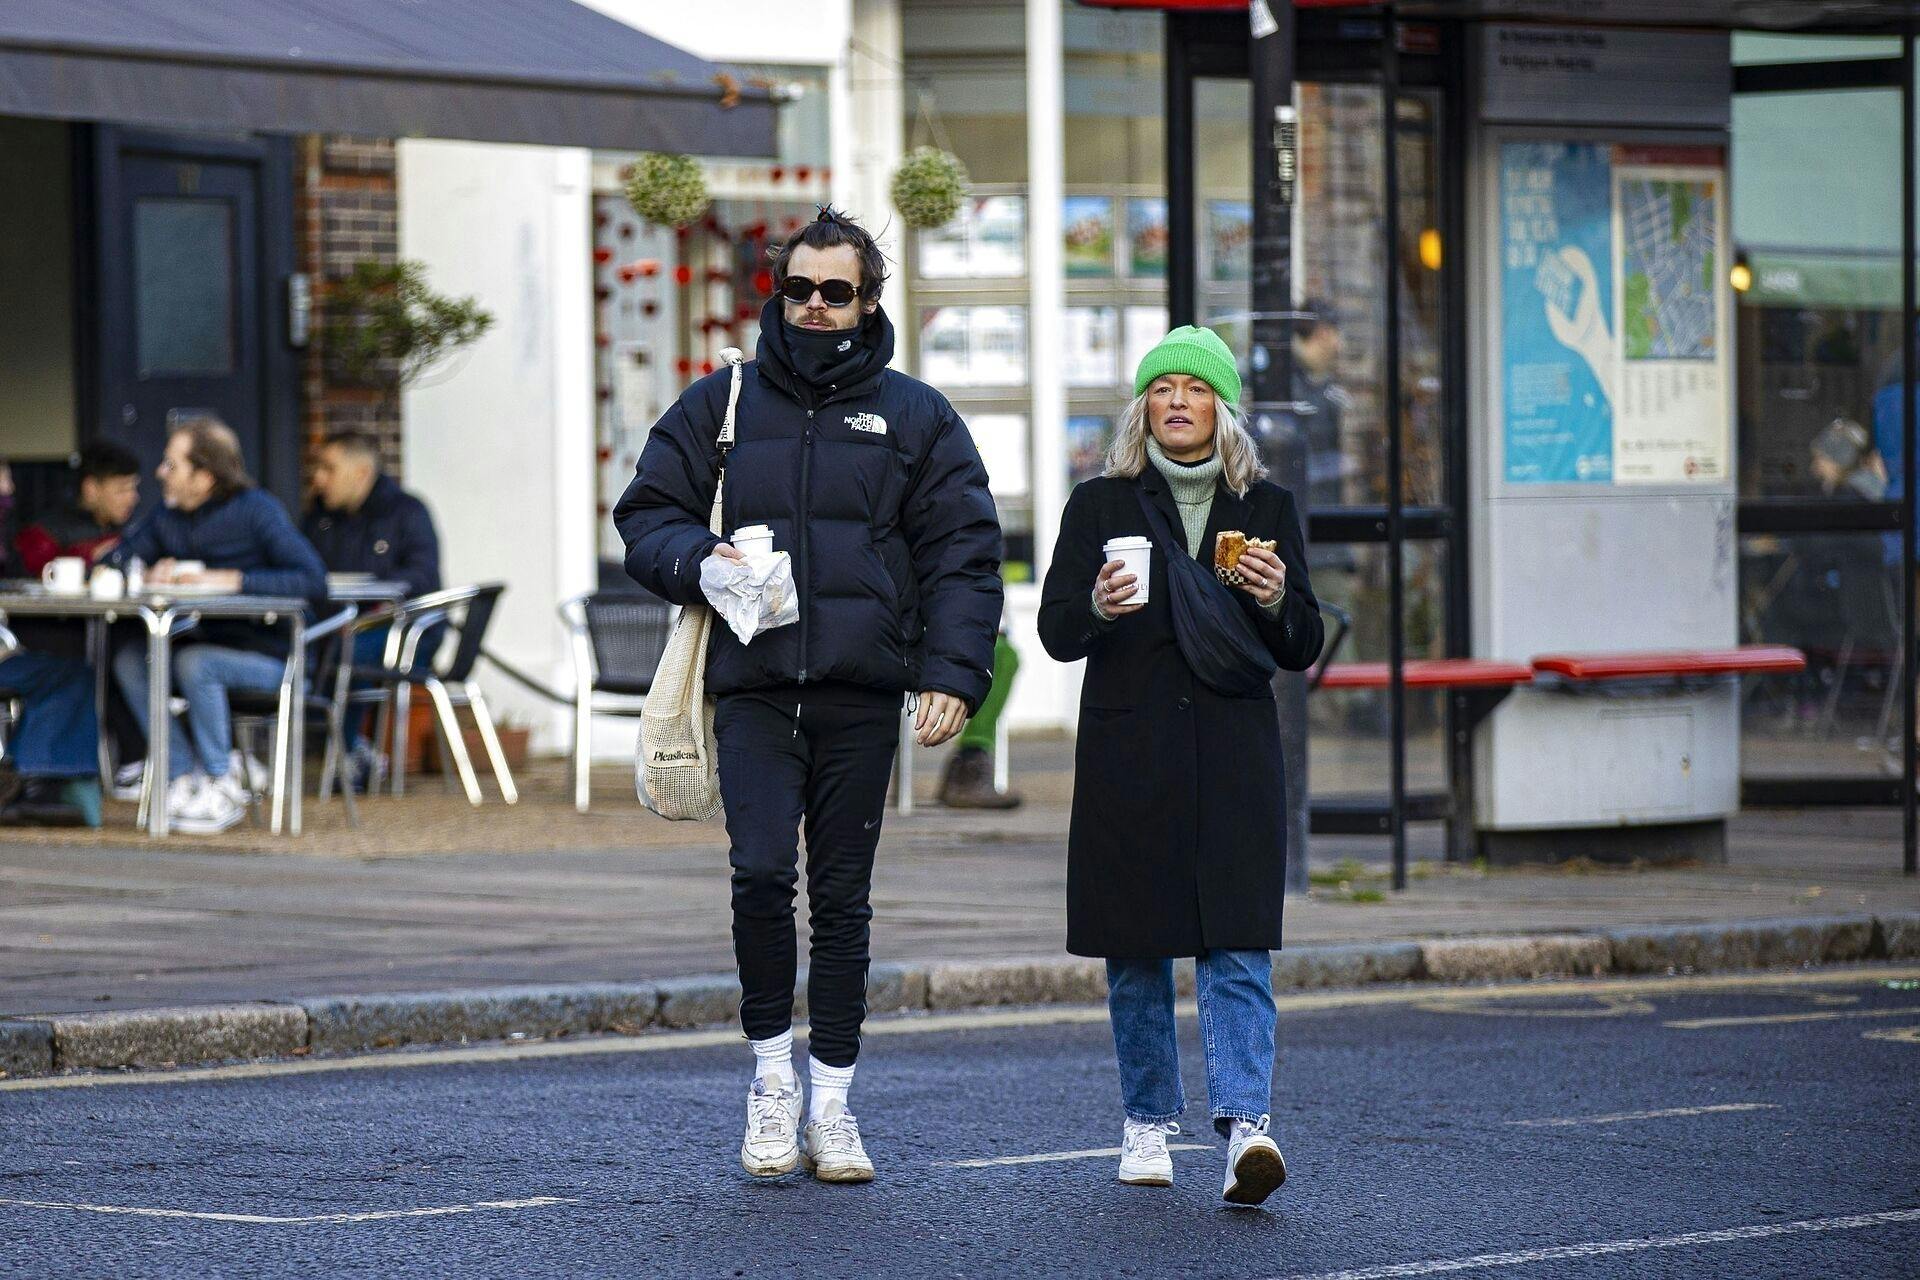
left=1132, top=324, right=1241, bottom=409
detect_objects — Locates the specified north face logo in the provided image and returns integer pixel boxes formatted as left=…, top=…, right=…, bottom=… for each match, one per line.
left=846, top=412, right=888, bottom=436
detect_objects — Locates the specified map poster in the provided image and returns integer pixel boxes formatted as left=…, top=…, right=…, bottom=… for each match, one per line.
left=1611, top=148, right=1729, bottom=483
left=1498, top=141, right=1729, bottom=486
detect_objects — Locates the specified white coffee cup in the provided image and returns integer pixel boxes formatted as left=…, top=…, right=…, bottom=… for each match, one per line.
left=41, top=556, right=86, bottom=595
left=1101, top=535, right=1153, bottom=605
left=731, top=524, right=775, bottom=560
left=89, top=566, right=125, bottom=600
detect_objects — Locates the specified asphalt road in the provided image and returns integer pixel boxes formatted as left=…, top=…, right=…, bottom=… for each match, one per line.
left=4, top=967, right=1918, bottom=1279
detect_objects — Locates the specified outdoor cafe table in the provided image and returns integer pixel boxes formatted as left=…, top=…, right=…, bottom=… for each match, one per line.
left=0, top=588, right=307, bottom=838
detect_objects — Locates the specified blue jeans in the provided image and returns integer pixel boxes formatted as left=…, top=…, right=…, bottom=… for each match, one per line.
left=0, top=652, right=98, bottom=778
left=113, top=642, right=285, bottom=779
left=1107, top=949, right=1276, bottom=1135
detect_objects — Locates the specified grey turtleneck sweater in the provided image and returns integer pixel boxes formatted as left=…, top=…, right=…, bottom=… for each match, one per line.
left=1146, top=437, right=1223, bottom=557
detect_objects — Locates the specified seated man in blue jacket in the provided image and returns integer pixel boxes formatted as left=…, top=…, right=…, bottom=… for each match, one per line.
left=111, top=417, right=326, bottom=834
left=302, top=429, right=443, bottom=786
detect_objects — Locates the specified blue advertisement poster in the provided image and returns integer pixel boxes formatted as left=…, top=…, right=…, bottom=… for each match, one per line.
left=1500, top=142, right=1615, bottom=484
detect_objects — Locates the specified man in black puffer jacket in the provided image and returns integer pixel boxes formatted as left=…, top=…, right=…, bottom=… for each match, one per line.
left=614, top=208, right=1002, bottom=1184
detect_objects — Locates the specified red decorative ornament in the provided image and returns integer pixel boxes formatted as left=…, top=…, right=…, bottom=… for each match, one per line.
left=642, top=302, right=659, bottom=317
left=771, top=166, right=785, bottom=182
left=673, top=265, right=693, bottom=286
left=597, top=386, right=611, bottom=401
left=795, top=166, right=812, bottom=183
left=594, top=212, right=609, bottom=228
left=753, top=270, right=774, bottom=295
left=736, top=303, right=753, bottom=321
left=676, top=358, right=693, bottom=376
left=592, top=247, right=613, bottom=264
left=700, top=360, right=715, bottom=376
left=595, top=332, right=611, bottom=348
left=597, top=446, right=613, bottom=462
left=820, top=168, right=831, bottom=183
left=618, top=224, right=634, bottom=240
left=675, top=226, right=691, bottom=241
left=617, top=265, right=637, bottom=284
left=595, top=286, right=611, bottom=301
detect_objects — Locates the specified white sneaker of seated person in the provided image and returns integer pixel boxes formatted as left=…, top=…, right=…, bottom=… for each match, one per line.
left=1222, top=1115, right=1287, bottom=1206
left=1117, top=1118, right=1178, bottom=1187
left=111, top=760, right=144, bottom=802
left=172, top=773, right=247, bottom=835
left=798, top=1101, right=874, bottom=1183
left=740, top=1075, right=804, bottom=1177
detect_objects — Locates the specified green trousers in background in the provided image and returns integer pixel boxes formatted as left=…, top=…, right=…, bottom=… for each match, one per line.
left=959, top=632, right=1020, bottom=752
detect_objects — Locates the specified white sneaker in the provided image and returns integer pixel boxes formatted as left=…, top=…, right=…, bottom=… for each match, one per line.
left=740, top=1076, right=803, bottom=1177
left=173, top=773, right=247, bottom=835
left=229, top=750, right=271, bottom=791
left=1222, top=1115, right=1286, bottom=1206
left=1117, top=1118, right=1178, bottom=1187
left=798, top=1103, right=874, bottom=1183
left=161, top=773, right=202, bottom=820
left=111, top=760, right=144, bottom=802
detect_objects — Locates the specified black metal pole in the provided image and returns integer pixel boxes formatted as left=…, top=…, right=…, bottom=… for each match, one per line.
left=1166, top=14, right=1197, bottom=329
left=1383, top=15, right=1408, bottom=891
left=1249, top=0, right=1307, bottom=896
left=1903, top=17, right=1917, bottom=876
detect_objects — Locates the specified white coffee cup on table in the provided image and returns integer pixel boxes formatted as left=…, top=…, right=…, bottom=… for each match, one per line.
left=41, top=556, right=86, bottom=595
left=89, top=566, right=124, bottom=600
left=1102, top=535, right=1153, bottom=605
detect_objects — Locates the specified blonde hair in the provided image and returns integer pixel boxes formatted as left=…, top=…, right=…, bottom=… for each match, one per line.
left=1102, top=386, right=1266, bottom=498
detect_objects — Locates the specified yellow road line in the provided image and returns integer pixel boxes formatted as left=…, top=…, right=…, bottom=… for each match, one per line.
left=1663, top=1006, right=1920, bottom=1030
left=938, top=1144, right=1213, bottom=1168
left=1506, top=1103, right=1776, bottom=1128
left=5, top=965, right=1917, bottom=1094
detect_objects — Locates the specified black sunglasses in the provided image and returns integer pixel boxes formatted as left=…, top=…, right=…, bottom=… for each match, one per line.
left=777, top=276, right=861, bottom=307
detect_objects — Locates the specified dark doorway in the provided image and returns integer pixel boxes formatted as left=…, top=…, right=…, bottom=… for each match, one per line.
left=86, top=126, right=299, bottom=510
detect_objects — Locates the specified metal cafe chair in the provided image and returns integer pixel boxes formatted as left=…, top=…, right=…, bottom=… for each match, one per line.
left=230, top=603, right=360, bottom=829
left=559, top=589, right=674, bottom=813
left=353, top=584, right=517, bottom=806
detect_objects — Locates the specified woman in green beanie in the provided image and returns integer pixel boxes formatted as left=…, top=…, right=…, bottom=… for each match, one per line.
left=1038, top=324, right=1324, bottom=1206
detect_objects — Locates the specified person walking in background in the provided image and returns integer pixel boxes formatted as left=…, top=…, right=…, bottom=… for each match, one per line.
left=16, top=442, right=142, bottom=574
left=303, top=429, right=443, bottom=789
left=110, top=417, right=326, bottom=834
left=938, top=624, right=1022, bottom=809
left=1039, top=325, right=1323, bottom=1206
left=615, top=208, right=1002, bottom=1184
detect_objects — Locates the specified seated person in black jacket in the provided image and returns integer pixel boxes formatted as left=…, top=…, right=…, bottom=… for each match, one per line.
left=303, top=430, right=444, bottom=782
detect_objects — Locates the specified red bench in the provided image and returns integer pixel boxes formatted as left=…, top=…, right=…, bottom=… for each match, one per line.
left=1529, top=645, right=1807, bottom=682
left=1314, top=659, right=1535, bottom=691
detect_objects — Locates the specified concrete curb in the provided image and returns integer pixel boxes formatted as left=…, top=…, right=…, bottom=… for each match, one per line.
left=4, top=912, right=1917, bottom=1081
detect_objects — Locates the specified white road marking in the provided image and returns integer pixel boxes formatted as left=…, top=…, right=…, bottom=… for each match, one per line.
left=1270, top=1207, right=1920, bottom=1280
left=5, top=966, right=1915, bottom=1093
left=0, top=1196, right=575, bottom=1225
left=1664, top=1006, right=1920, bottom=1030
left=1864, top=1025, right=1920, bottom=1045
left=1506, top=1103, right=1776, bottom=1128
left=1418, top=994, right=1655, bottom=1019
left=938, top=1144, right=1212, bottom=1168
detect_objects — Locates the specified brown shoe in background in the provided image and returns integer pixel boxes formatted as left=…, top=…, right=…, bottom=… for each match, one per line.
left=938, top=746, right=1023, bottom=809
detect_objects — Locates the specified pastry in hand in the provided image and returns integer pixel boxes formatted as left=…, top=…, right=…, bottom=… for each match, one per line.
left=1214, top=529, right=1276, bottom=586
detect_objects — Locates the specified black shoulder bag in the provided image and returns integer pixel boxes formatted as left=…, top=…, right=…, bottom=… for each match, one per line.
left=1133, top=483, right=1277, bottom=697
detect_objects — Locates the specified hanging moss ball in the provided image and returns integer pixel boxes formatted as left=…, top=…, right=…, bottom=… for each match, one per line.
left=890, top=146, right=969, bottom=230
left=624, top=152, right=711, bottom=229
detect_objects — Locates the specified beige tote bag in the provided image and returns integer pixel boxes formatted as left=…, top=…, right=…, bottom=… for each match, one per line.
left=636, top=348, right=743, bottom=820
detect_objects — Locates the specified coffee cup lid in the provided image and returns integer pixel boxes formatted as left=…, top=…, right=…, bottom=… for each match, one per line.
left=733, top=524, right=773, bottom=538
left=1103, top=535, right=1152, bottom=551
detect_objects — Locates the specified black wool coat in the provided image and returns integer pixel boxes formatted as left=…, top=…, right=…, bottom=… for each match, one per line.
left=1038, top=471, right=1324, bottom=958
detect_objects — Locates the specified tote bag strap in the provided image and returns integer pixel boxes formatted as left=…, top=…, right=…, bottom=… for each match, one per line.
left=708, top=347, right=745, bottom=537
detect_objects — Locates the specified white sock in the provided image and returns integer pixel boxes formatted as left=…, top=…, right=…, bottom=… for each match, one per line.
left=807, top=1056, right=855, bottom=1123
left=749, top=1030, right=794, bottom=1088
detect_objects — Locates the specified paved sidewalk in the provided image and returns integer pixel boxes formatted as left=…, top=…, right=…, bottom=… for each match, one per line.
left=2, top=738, right=1911, bottom=1018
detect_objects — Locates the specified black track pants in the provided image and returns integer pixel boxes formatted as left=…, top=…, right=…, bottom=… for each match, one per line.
left=715, top=691, right=899, bottom=1068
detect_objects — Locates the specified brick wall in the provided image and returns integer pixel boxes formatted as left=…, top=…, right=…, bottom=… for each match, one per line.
left=296, top=134, right=403, bottom=479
